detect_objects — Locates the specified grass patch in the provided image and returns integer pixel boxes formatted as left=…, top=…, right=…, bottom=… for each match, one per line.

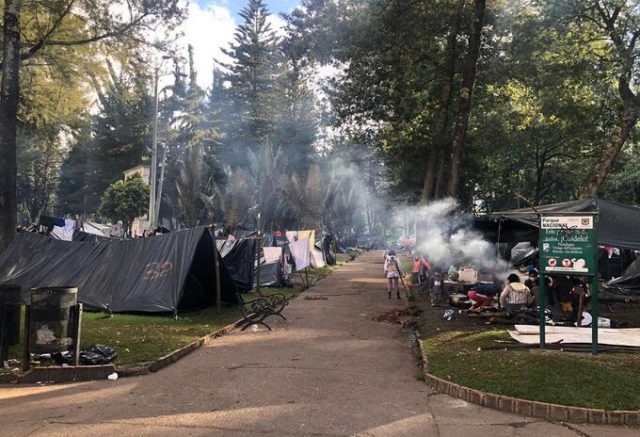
left=5, top=263, right=341, bottom=370
left=9, top=305, right=242, bottom=367
left=422, top=328, right=640, bottom=410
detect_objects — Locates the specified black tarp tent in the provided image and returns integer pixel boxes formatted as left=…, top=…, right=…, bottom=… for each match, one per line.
left=216, top=238, right=257, bottom=292
left=72, top=229, right=110, bottom=242
left=0, top=227, right=236, bottom=312
left=478, top=199, right=640, bottom=250
left=321, top=234, right=336, bottom=266
left=258, top=261, right=282, bottom=287
left=606, top=257, right=640, bottom=294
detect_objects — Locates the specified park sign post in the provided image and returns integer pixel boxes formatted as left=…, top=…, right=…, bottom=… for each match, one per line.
left=538, top=212, right=599, bottom=355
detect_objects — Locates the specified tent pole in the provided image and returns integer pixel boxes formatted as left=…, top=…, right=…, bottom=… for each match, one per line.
left=256, top=237, right=262, bottom=294
left=212, top=226, right=222, bottom=314
left=256, top=213, right=261, bottom=294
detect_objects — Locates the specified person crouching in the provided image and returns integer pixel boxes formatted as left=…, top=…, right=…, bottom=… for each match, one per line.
left=500, top=273, right=533, bottom=316
left=467, top=282, right=500, bottom=310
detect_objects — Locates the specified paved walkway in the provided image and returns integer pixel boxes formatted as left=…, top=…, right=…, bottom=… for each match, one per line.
left=0, top=251, right=635, bottom=436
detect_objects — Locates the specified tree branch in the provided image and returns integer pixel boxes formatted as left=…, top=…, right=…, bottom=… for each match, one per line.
left=10, top=10, right=150, bottom=67
left=20, top=0, right=77, bottom=62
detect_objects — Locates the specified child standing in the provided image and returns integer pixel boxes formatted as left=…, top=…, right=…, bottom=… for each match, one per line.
left=384, top=250, right=402, bottom=299
left=429, top=270, right=443, bottom=306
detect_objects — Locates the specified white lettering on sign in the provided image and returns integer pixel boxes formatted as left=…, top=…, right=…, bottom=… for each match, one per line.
left=541, top=216, right=593, bottom=229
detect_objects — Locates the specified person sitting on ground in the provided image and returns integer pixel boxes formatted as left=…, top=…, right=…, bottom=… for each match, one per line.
left=524, top=268, right=553, bottom=306
left=553, top=276, right=585, bottom=323
left=467, top=281, right=500, bottom=310
left=499, top=273, right=533, bottom=316
left=384, top=249, right=403, bottom=300
left=524, top=268, right=539, bottom=295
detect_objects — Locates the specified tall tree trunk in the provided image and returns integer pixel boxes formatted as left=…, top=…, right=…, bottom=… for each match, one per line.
left=0, top=0, right=21, bottom=252
left=581, top=77, right=639, bottom=198
left=420, top=0, right=464, bottom=204
left=434, top=151, right=448, bottom=199
left=447, top=0, right=486, bottom=198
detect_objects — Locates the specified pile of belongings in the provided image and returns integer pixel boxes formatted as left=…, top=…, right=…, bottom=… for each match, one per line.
left=49, top=344, right=118, bottom=365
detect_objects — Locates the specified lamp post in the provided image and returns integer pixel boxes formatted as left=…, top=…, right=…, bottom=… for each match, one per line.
left=148, top=55, right=171, bottom=230
left=155, top=143, right=167, bottom=227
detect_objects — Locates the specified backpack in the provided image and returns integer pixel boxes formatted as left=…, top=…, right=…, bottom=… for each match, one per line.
left=387, top=256, right=398, bottom=272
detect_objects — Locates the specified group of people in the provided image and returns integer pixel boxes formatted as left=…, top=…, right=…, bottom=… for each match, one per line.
left=467, top=268, right=590, bottom=323
left=383, top=250, right=444, bottom=305
left=467, top=269, right=539, bottom=314
left=382, top=248, right=591, bottom=325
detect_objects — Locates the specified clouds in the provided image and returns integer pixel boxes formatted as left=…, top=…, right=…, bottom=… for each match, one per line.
left=178, top=2, right=236, bottom=88
left=176, top=1, right=288, bottom=89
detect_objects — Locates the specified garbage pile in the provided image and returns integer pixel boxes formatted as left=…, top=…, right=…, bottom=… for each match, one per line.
left=37, top=344, right=117, bottom=366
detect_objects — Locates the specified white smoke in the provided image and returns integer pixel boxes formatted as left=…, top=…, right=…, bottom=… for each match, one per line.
left=404, top=198, right=508, bottom=274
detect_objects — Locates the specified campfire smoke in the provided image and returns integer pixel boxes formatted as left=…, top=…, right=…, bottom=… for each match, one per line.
left=402, top=198, right=508, bottom=276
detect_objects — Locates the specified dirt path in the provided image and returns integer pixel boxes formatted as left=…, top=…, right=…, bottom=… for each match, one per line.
left=0, top=251, right=634, bottom=436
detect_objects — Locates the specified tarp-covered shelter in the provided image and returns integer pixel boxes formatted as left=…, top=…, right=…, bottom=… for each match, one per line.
left=478, top=199, right=640, bottom=250
left=607, top=257, right=640, bottom=295
left=258, top=258, right=283, bottom=287
left=0, top=227, right=235, bottom=313
left=82, top=222, right=112, bottom=238
left=258, top=244, right=294, bottom=288
left=320, top=234, right=336, bottom=266
left=216, top=238, right=257, bottom=292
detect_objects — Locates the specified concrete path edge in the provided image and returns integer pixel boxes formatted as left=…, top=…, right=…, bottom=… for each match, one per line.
left=120, top=318, right=244, bottom=377
left=417, top=338, right=640, bottom=426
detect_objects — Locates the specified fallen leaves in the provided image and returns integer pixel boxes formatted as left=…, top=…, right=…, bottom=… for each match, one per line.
left=372, top=308, right=410, bottom=324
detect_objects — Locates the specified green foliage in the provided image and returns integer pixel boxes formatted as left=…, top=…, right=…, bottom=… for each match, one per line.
left=248, top=142, right=293, bottom=230
left=57, top=62, right=154, bottom=216
left=159, top=48, right=226, bottom=228
left=16, top=126, right=66, bottom=223
left=98, top=173, right=149, bottom=235
left=296, top=0, right=639, bottom=208
left=219, top=0, right=283, bottom=165
left=6, top=0, right=186, bottom=223
left=56, top=127, right=92, bottom=216
left=604, top=143, right=640, bottom=205
left=223, top=168, right=253, bottom=230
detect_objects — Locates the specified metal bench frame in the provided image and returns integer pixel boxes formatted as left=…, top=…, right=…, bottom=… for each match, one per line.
left=235, top=292, right=287, bottom=331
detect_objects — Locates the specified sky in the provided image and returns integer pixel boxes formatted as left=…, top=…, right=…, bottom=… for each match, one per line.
left=195, top=0, right=302, bottom=17
left=179, top=0, right=302, bottom=89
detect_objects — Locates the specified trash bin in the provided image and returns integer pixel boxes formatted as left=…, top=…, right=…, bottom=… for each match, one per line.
left=0, top=284, right=22, bottom=346
left=29, top=287, right=77, bottom=354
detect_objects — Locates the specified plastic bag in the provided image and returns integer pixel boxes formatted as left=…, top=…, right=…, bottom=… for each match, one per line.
left=443, top=309, right=454, bottom=321
left=51, top=344, right=117, bottom=365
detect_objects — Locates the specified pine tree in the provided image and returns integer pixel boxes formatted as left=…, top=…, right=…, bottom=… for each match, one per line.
left=161, top=47, right=225, bottom=227
left=274, top=16, right=319, bottom=177
left=86, top=61, right=154, bottom=214
left=219, top=0, right=282, bottom=166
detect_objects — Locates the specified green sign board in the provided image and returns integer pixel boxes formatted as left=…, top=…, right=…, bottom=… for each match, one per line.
left=539, top=214, right=597, bottom=276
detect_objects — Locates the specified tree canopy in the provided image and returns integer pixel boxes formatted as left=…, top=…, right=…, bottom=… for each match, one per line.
left=2, top=0, right=640, bottom=243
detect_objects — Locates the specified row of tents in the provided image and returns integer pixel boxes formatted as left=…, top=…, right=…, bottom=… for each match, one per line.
left=0, top=227, right=339, bottom=314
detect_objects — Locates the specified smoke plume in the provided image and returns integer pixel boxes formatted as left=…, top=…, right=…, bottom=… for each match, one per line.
left=404, top=198, right=508, bottom=274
